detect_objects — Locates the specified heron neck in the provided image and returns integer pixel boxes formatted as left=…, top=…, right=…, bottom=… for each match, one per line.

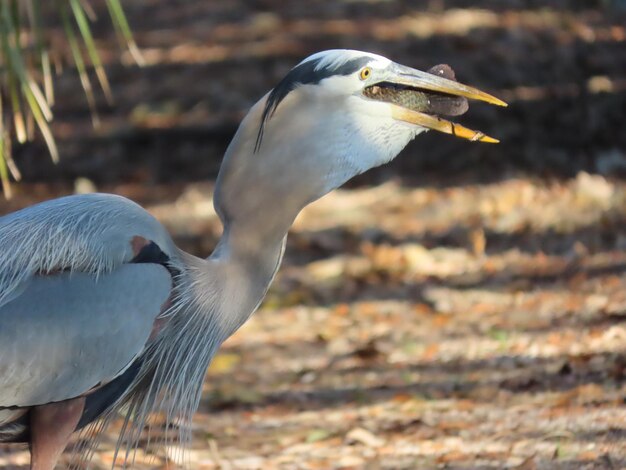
left=203, top=215, right=288, bottom=338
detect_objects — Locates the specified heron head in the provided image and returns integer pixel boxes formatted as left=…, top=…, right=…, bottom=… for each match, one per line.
left=216, top=50, right=505, bottom=228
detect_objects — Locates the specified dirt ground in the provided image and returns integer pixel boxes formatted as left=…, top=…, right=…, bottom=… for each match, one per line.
left=1, top=1, right=626, bottom=469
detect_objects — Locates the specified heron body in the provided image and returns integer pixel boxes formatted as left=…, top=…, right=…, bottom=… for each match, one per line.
left=0, top=49, right=505, bottom=469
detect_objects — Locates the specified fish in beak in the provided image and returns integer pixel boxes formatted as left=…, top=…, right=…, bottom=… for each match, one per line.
left=364, top=63, right=507, bottom=143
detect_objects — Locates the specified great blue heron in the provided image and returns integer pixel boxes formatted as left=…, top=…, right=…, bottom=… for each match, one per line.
left=0, top=49, right=505, bottom=469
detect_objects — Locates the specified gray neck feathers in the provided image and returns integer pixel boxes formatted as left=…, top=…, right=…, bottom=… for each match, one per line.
left=97, top=218, right=288, bottom=465
left=213, top=95, right=330, bottom=251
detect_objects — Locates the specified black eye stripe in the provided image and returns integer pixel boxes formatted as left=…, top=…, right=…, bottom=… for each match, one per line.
left=254, top=56, right=371, bottom=153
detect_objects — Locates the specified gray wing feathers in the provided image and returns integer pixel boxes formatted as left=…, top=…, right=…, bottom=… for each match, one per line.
left=0, top=193, right=176, bottom=307
left=0, top=263, right=171, bottom=407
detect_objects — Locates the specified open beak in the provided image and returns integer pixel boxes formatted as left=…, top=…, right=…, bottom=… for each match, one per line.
left=374, top=63, right=507, bottom=143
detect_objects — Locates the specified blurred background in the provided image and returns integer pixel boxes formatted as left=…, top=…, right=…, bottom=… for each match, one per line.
left=1, top=1, right=626, bottom=468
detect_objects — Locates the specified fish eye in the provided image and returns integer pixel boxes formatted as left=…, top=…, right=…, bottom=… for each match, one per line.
left=359, top=67, right=372, bottom=80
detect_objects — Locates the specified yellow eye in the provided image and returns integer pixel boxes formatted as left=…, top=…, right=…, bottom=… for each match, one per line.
left=359, top=67, right=372, bottom=80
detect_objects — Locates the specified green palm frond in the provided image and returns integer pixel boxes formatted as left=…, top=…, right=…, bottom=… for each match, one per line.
left=0, top=0, right=141, bottom=198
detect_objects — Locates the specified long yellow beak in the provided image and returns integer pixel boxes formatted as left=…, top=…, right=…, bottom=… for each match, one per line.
left=391, top=105, right=501, bottom=143
left=388, top=64, right=507, bottom=143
